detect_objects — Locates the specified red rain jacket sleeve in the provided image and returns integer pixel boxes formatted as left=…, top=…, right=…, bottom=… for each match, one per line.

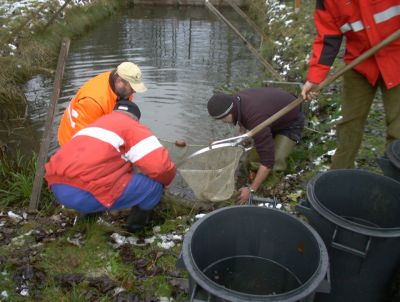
left=306, top=4, right=343, bottom=84
left=123, top=125, right=176, bottom=186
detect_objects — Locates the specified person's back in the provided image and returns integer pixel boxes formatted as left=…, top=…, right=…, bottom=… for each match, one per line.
left=45, top=100, right=176, bottom=226
left=57, top=71, right=117, bottom=146
left=237, top=87, right=300, bottom=132
left=57, top=62, right=147, bottom=146
left=47, top=103, right=175, bottom=212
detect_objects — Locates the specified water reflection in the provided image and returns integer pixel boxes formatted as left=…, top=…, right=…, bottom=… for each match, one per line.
left=17, top=5, right=263, bottom=155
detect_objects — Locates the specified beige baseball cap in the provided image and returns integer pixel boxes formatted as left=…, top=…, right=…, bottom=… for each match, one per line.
left=116, top=62, right=147, bottom=93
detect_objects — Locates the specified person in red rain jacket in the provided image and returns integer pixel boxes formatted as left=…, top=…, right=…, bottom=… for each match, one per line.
left=301, top=1, right=400, bottom=169
left=46, top=101, right=176, bottom=232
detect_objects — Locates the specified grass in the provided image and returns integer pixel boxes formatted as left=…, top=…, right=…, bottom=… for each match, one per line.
left=0, top=0, right=124, bottom=121
left=0, top=151, right=54, bottom=208
left=0, top=212, right=190, bottom=301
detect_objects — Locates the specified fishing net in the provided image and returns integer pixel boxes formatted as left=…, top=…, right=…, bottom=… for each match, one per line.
left=179, top=145, right=245, bottom=201
left=160, top=139, right=246, bottom=202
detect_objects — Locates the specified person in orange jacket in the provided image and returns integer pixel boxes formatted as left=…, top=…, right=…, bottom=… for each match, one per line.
left=301, top=1, right=400, bottom=169
left=58, top=62, right=147, bottom=145
left=47, top=101, right=176, bottom=232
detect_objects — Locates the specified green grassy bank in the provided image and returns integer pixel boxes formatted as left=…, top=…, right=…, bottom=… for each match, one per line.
left=0, top=0, right=125, bottom=120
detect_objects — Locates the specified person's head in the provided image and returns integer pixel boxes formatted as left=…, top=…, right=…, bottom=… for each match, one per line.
left=114, top=100, right=141, bottom=121
left=207, top=93, right=235, bottom=123
left=114, top=62, right=147, bottom=99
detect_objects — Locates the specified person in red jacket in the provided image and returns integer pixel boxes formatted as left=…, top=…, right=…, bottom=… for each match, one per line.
left=301, top=1, right=400, bottom=169
left=46, top=101, right=176, bottom=232
left=58, top=61, right=147, bottom=146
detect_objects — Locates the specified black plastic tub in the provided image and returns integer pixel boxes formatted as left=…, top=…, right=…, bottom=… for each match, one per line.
left=178, top=206, right=329, bottom=302
left=297, top=169, right=400, bottom=302
left=378, top=140, right=400, bottom=182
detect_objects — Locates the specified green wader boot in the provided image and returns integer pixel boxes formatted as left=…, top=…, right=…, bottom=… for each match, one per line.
left=273, top=135, right=296, bottom=172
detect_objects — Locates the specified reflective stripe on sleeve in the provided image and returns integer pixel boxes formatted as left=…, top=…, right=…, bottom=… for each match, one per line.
left=125, top=136, right=162, bottom=163
left=374, top=5, right=400, bottom=24
left=340, top=20, right=364, bottom=33
left=73, top=127, right=124, bottom=152
left=67, top=103, right=78, bottom=128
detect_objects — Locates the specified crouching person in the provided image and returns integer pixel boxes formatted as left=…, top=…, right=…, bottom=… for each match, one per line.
left=45, top=101, right=176, bottom=232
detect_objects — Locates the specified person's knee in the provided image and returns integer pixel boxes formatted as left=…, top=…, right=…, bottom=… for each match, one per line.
left=138, top=182, right=163, bottom=210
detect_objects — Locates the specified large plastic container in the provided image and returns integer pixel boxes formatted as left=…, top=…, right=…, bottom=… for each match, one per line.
left=377, top=139, right=400, bottom=182
left=297, top=169, right=400, bottom=302
left=178, top=206, right=330, bottom=302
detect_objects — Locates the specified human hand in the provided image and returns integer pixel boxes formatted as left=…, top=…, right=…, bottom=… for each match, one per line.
left=238, top=187, right=251, bottom=205
left=301, top=81, right=319, bottom=101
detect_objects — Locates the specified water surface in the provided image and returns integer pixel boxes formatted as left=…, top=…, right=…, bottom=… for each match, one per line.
left=16, top=5, right=264, bottom=154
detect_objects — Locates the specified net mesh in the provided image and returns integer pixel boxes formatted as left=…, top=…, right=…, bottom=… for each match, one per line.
left=160, top=140, right=244, bottom=201
left=179, top=146, right=244, bottom=201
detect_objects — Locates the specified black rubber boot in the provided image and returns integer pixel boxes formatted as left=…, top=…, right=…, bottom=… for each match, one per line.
left=126, top=206, right=152, bottom=233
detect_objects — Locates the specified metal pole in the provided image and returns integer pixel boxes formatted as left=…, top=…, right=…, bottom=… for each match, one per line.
left=29, top=38, right=70, bottom=210
left=224, top=0, right=265, bottom=38
left=43, top=0, right=74, bottom=30
left=205, top=0, right=284, bottom=81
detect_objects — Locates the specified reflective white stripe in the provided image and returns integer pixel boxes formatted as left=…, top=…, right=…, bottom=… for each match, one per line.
left=125, top=136, right=162, bottom=163
left=340, top=23, right=352, bottom=33
left=71, top=108, right=78, bottom=118
left=67, top=103, right=77, bottom=128
left=73, top=127, right=124, bottom=152
left=213, top=103, right=233, bottom=119
left=374, top=5, right=400, bottom=24
left=351, top=20, right=364, bottom=32
left=340, top=20, right=364, bottom=33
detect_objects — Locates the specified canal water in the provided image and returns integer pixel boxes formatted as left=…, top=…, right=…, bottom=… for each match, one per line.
left=12, top=5, right=264, bottom=156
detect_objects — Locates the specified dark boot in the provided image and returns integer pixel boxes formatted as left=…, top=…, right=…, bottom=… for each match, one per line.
left=126, top=206, right=152, bottom=233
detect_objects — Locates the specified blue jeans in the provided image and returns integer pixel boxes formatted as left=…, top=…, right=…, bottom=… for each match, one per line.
left=51, top=173, right=163, bottom=214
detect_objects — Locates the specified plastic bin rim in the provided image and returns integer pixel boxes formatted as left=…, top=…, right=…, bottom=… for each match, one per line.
left=307, top=169, right=400, bottom=238
left=387, top=140, right=400, bottom=169
left=181, top=205, right=329, bottom=302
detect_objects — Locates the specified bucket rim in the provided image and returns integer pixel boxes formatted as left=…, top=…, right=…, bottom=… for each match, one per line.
left=307, top=169, right=400, bottom=238
left=387, top=140, right=400, bottom=169
left=182, top=206, right=329, bottom=302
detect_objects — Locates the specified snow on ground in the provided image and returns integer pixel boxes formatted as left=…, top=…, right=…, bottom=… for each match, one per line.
left=0, top=0, right=93, bottom=55
left=0, top=0, right=91, bottom=20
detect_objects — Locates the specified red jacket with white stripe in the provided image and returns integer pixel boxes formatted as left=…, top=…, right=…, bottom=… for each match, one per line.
left=45, top=111, right=176, bottom=208
left=307, top=0, right=400, bottom=89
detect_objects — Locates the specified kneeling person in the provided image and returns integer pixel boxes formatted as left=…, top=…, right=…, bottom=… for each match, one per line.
left=207, top=87, right=304, bottom=204
left=45, top=101, right=176, bottom=232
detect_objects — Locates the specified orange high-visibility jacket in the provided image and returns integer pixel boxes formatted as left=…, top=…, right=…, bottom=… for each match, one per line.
left=307, top=0, right=400, bottom=89
left=58, top=71, right=124, bottom=145
left=47, top=111, right=176, bottom=208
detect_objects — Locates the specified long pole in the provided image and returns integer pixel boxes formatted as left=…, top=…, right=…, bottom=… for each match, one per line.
left=43, top=0, right=74, bottom=30
left=29, top=38, right=70, bottom=210
left=224, top=0, right=265, bottom=39
left=248, top=29, right=400, bottom=137
left=205, top=0, right=284, bottom=81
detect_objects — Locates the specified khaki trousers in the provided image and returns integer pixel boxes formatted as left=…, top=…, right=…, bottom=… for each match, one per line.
left=331, top=69, right=400, bottom=169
